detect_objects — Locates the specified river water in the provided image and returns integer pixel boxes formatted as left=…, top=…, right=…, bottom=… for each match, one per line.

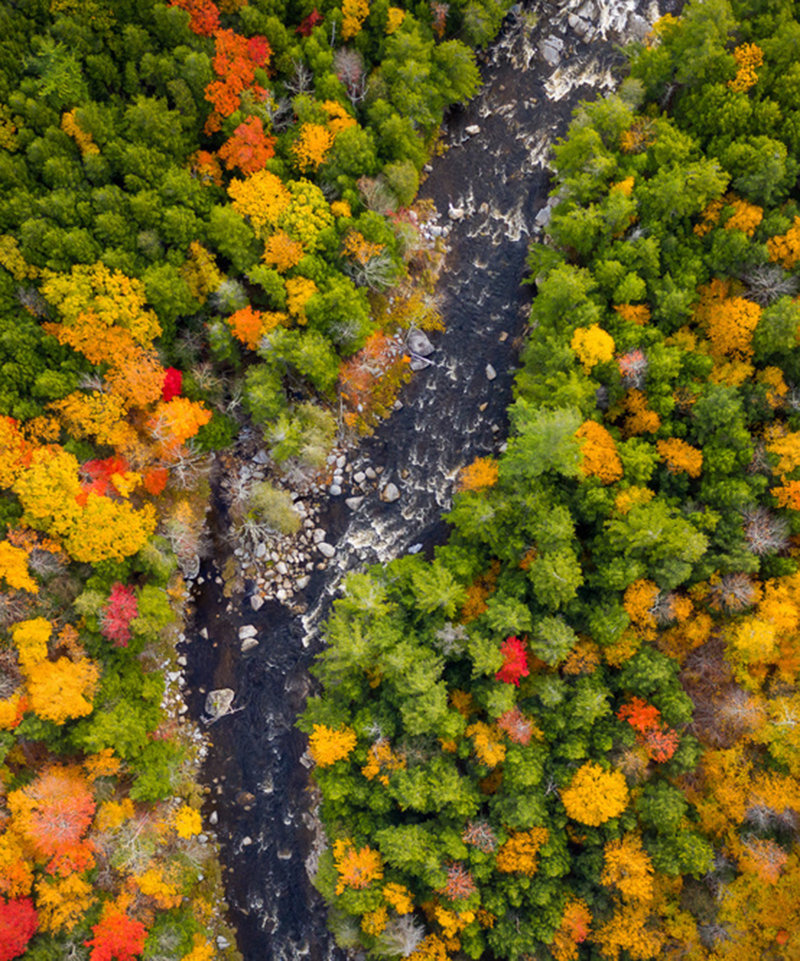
left=184, top=0, right=669, bottom=956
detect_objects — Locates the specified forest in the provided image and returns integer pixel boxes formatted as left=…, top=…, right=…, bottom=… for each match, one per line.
left=298, top=0, right=800, bottom=959
left=4, top=0, right=800, bottom=958
left=0, top=0, right=505, bottom=957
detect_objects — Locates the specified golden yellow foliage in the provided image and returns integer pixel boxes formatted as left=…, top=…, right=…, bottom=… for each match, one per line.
left=12, top=617, right=52, bottom=672
left=362, top=905, right=388, bottom=936
left=331, top=200, right=352, bottom=219
left=729, top=42, right=764, bottom=92
left=694, top=279, right=761, bottom=362
left=333, top=838, right=383, bottom=893
left=0, top=234, right=39, bottom=280
left=623, top=579, right=659, bottom=639
left=495, top=828, right=549, bottom=875
left=570, top=324, right=615, bottom=372
left=613, top=303, right=650, bottom=325
left=342, top=0, right=369, bottom=38
left=36, top=873, right=96, bottom=933
left=562, top=638, right=601, bottom=675
left=181, top=934, right=216, bottom=961
left=134, top=866, right=182, bottom=909
left=228, top=169, right=292, bottom=239
left=173, top=805, right=203, bottom=839
left=601, top=834, right=655, bottom=903
left=622, top=389, right=661, bottom=435
left=291, top=123, right=335, bottom=172
left=383, top=882, right=414, bottom=914
left=308, top=724, right=358, bottom=767
left=362, top=739, right=406, bottom=785
left=457, top=457, right=499, bottom=492
left=0, top=830, right=34, bottom=898
left=593, top=902, right=665, bottom=961
left=0, top=540, right=38, bottom=593
left=576, top=420, right=624, bottom=483
left=321, top=100, right=358, bottom=136
left=656, top=438, right=703, bottom=477
left=465, top=721, right=506, bottom=767
left=263, top=231, right=305, bottom=272
left=41, top=263, right=161, bottom=345
left=95, top=798, right=135, bottom=833
left=61, top=108, right=99, bottom=156
left=286, top=276, right=318, bottom=323
left=26, top=656, right=99, bottom=725
left=561, top=762, right=629, bottom=826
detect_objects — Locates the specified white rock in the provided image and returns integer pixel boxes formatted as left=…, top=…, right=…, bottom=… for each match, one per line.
left=336, top=454, right=346, bottom=468
left=318, top=542, right=336, bottom=558
left=541, top=34, right=564, bottom=66
left=217, top=936, right=231, bottom=950
left=177, top=655, right=187, bottom=666
left=448, top=204, right=465, bottom=220
left=465, top=124, right=480, bottom=135
left=365, top=467, right=377, bottom=480
left=407, top=328, right=435, bottom=356
left=205, top=689, right=235, bottom=718
left=241, top=637, right=259, bottom=652
left=382, top=482, right=401, bottom=503
left=209, top=810, right=218, bottom=825
left=346, top=496, right=364, bottom=510
left=313, top=529, right=326, bottom=543
left=353, top=471, right=366, bottom=485
left=239, top=625, right=258, bottom=639
left=250, top=594, right=264, bottom=611
left=485, top=363, right=497, bottom=380
left=329, top=484, right=342, bottom=496
left=276, top=589, right=287, bottom=601
left=296, top=575, right=311, bottom=589
left=199, top=628, right=208, bottom=640
left=255, top=542, right=267, bottom=559
left=276, top=561, right=288, bottom=576
left=254, top=449, right=269, bottom=464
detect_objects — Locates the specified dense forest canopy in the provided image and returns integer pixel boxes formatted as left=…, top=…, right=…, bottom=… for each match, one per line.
left=0, top=0, right=507, bottom=957
left=299, top=1, right=800, bottom=959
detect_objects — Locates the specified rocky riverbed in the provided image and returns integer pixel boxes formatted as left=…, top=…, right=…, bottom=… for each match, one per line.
left=183, top=0, right=676, bottom=957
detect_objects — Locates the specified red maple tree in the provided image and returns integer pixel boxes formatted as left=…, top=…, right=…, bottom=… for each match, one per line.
left=0, top=898, right=38, bottom=961
left=296, top=8, right=323, bottom=34
left=168, top=0, right=220, bottom=35
left=161, top=368, right=182, bottom=402
left=101, top=584, right=139, bottom=648
left=495, top=636, right=530, bottom=686
left=85, top=909, right=148, bottom=961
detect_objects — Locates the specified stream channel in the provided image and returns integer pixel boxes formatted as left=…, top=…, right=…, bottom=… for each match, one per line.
left=182, top=0, right=672, bottom=956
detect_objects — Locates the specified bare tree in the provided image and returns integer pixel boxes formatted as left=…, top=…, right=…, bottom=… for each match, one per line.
left=742, top=506, right=790, bottom=556
left=742, top=263, right=799, bottom=306
left=334, top=48, right=367, bottom=105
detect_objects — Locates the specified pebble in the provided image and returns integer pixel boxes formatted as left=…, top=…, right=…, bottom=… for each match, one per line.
left=239, top=625, right=258, bottom=639
left=382, top=482, right=401, bottom=503
left=486, top=363, right=497, bottom=380
left=312, top=529, right=326, bottom=543
left=250, top=594, right=264, bottom=611
left=241, top=837, right=253, bottom=847
left=346, top=496, right=364, bottom=510
left=318, top=542, right=335, bottom=558
left=465, top=124, right=480, bottom=135
left=296, top=575, right=310, bottom=589
left=354, top=471, right=366, bottom=485
left=336, top=454, right=346, bottom=468
left=276, top=561, right=288, bottom=576
left=329, top=484, right=342, bottom=496
left=177, top=655, right=187, bottom=666
left=209, top=810, right=218, bottom=825
left=365, top=467, right=377, bottom=480
left=241, top=637, right=259, bottom=652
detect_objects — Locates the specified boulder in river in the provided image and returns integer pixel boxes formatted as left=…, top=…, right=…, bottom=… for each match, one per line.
left=205, top=688, right=235, bottom=719
left=407, top=329, right=435, bottom=356
left=382, top=482, right=401, bottom=503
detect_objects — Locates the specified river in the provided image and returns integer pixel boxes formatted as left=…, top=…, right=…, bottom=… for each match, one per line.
left=183, top=0, right=670, bottom=956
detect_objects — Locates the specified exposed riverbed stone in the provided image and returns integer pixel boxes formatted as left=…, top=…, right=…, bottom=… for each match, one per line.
left=205, top=689, right=235, bottom=718
left=486, top=363, right=497, bottom=380
left=238, top=625, right=258, bottom=639
left=250, top=595, right=264, bottom=611
left=381, top=482, right=401, bottom=503
left=318, top=542, right=335, bottom=558
left=346, top=496, right=364, bottom=510
left=407, top=329, right=435, bottom=356
left=241, top=637, right=259, bottom=652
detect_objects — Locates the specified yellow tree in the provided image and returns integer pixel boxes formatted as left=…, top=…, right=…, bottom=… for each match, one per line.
left=601, top=834, right=655, bottom=903
left=561, top=763, right=629, bottom=826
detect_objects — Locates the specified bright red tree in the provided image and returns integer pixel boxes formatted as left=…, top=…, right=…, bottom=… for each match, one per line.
left=161, top=368, right=182, bottom=402
left=101, top=584, right=139, bottom=648
left=85, top=908, right=147, bottom=961
left=168, top=0, right=220, bottom=35
left=496, top=636, right=530, bottom=686
left=0, top=898, right=38, bottom=961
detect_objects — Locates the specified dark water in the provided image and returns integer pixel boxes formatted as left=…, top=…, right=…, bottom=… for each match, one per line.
left=184, top=2, right=666, bottom=957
